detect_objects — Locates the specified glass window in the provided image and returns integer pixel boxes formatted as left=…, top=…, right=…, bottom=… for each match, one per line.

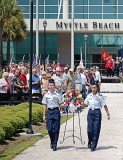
left=118, top=6, right=123, bottom=13
left=74, top=14, right=88, bottom=19
left=89, top=6, right=102, bottom=13
left=89, top=14, right=102, bottom=19
left=39, top=14, right=44, bottom=19
left=45, top=14, right=58, bottom=19
left=74, top=0, right=88, bottom=5
left=39, top=34, right=57, bottom=60
left=118, top=14, right=123, bottom=19
left=89, top=0, right=102, bottom=5
left=45, top=0, right=58, bottom=5
left=39, top=6, right=44, bottom=13
left=103, top=34, right=117, bottom=45
left=117, top=34, right=123, bottom=45
left=39, top=1, right=44, bottom=5
left=75, top=6, right=88, bottom=13
left=103, top=6, right=117, bottom=13
left=23, top=14, right=29, bottom=19
left=20, top=6, right=29, bottom=13
left=103, top=14, right=116, bottom=18
left=17, top=0, right=29, bottom=5
left=46, top=6, right=58, bottom=13
left=75, top=34, right=84, bottom=47
left=118, top=0, right=123, bottom=5
left=104, top=0, right=117, bottom=5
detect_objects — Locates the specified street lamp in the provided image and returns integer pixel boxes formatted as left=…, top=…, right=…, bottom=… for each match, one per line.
left=43, top=20, right=47, bottom=70
left=84, top=34, right=88, bottom=68
left=27, top=0, right=34, bottom=134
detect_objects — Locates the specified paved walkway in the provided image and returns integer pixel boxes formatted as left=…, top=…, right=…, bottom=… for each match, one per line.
left=100, top=83, right=123, bottom=92
left=13, top=93, right=123, bottom=160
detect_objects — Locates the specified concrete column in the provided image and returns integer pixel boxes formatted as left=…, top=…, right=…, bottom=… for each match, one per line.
left=63, top=0, right=69, bottom=19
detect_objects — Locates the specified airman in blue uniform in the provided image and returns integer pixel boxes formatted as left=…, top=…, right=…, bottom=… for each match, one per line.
left=83, top=82, right=110, bottom=151
left=42, top=78, right=62, bottom=151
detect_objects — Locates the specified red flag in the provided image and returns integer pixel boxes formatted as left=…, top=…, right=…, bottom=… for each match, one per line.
left=101, top=48, right=110, bottom=61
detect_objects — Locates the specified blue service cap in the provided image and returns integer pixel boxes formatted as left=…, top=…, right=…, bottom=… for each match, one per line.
left=48, top=78, right=54, bottom=83
left=91, top=80, right=98, bottom=85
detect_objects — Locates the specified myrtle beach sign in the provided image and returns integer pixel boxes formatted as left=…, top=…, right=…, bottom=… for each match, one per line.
left=56, top=21, right=120, bottom=31
left=26, top=19, right=123, bottom=32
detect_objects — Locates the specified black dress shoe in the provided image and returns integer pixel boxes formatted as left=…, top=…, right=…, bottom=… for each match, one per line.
left=53, top=147, right=57, bottom=151
left=88, top=142, right=91, bottom=148
left=91, top=148, right=96, bottom=152
left=50, top=144, right=53, bottom=149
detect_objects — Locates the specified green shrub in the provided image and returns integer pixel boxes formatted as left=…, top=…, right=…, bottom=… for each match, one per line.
left=3, top=117, right=25, bottom=131
left=0, top=128, right=5, bottom=143
left=0, top=103, right=43, bottom=142
left=0, top=120, right=14, bottom=139
left=32, top=108, right=43, bottom=124
left=16, top=112, right=29, bottom=126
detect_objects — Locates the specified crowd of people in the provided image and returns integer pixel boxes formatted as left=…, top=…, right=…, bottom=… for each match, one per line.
left=0, top=55, right=122, bottom=100
left=103, top=55, right=123, bottom=77
left=0, top=61, right=101, bottom=110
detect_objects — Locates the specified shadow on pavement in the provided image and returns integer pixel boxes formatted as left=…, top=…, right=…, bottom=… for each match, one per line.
left=58, top=145, right=86, bottom=150
left=97, top=146, right=117, bottom=150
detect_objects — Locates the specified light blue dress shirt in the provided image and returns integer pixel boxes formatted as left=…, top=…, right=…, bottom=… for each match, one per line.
left=84, top=93, right=106, bottom=109
left=42, top=90, right=62, bottom=109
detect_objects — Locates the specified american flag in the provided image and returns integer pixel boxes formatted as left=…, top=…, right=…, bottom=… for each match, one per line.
left=32, top=54, right=36, bottom=66
left=79, top=46, right=84, bottom=67
left=45, top=54, right=49, bottom=66
left=57, top=54, right=60, bottom=65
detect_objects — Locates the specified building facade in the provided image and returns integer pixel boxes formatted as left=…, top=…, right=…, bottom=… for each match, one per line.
left=2, top=0, right=123, bottom=70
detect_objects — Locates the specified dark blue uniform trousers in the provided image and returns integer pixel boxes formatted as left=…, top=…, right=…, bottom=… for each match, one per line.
left=87, top=109, right=101, bottom=149
left=46, top=108, right=61, bottom=148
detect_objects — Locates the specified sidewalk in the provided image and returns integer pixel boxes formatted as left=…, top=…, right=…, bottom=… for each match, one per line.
left=13, top=93, right=123, bottom=160
left=100, top=83, right=123, bottom=92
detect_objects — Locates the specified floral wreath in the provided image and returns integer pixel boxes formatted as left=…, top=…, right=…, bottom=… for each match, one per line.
left=62, top=89, right=83, bottom=113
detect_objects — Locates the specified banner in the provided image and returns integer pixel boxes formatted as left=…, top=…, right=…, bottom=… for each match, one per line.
left=101, top=48, right=110, bottom=61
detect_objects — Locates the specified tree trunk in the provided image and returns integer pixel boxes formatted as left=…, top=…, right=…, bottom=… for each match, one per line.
left=7, top=38, right=10, bottom=65
left=0, top=25, right=3, bottom=68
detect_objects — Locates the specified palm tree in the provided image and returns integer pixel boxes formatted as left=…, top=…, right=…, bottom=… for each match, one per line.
left=0, top=0, right=16, bottom=66
left=2, top=6, right=27, bottom=64
left=0, top=0, right=27, bottom=66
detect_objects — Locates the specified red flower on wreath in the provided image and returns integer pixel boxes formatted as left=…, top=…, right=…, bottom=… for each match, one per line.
left=66, top=93, right=70, bottom=98
left=75, top=92, right=79, bottom=97
left=77, top=99, right=82, bottom=104
left=65, top=100, right=69, bottom=105
left=71, top=89, right=75, bottom=94
left=74, top=102, right=77, bottom=107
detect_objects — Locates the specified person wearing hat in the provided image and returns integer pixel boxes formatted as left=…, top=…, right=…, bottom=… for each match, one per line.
left=42, top=78, right=62, bottom=151
left=62, top=66, right=69, bottom=92
left=0, top=72, right=10, bottom=93
left=83, top=81, right=110, bottom=151
left=52, top=67, right=64, bottom=97
left=67, top=68, right=75, bottom=90
left=75, top=66, right=82, bottom=92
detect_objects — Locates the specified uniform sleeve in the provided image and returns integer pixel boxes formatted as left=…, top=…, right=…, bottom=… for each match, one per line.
left=100, top=95, right=106, bottom=107
left=84, top=95, right=89, bottom=106
left=42, top=94, right=47, bottom=105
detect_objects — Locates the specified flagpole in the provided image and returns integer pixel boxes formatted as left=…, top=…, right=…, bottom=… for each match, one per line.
left=101, top=34, right=103, bottom=76
left=71, top=0, right=74, bottom=70
left=36, top=0, right=39, bottom=64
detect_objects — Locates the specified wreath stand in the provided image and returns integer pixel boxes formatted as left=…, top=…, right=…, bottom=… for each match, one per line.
left=60, top=106, right=85, bottom=145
